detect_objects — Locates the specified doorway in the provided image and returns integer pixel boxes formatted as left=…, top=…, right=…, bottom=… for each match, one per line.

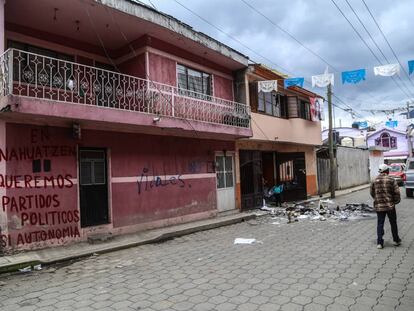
left=240, top=150, right=263, bottom=210
left=276, top=152, right=307, bottom=201
left=79, top=149, right=109, bottom=227
left=215, top=153, right=236, bottom=212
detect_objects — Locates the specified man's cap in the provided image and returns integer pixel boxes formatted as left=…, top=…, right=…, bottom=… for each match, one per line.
left=379, top=164, right=389, bottom=173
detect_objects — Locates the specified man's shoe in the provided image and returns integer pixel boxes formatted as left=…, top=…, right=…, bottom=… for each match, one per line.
left=393, top=240, right=401, bottom=246
left=377, top=244, right=383, bottom=249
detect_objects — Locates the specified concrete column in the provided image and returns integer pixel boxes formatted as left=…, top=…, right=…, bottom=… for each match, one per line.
left=0, top=0, right=5, bottom=53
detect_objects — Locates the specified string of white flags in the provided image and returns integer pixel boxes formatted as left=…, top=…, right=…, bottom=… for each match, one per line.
left=258, top=61, right=414, bottom=90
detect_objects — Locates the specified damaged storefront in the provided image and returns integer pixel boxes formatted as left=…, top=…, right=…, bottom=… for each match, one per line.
left=238, top=142, right=317, bottom=210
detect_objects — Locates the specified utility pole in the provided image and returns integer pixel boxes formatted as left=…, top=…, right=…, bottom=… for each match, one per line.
left=327, top=83, right=335, bottom=198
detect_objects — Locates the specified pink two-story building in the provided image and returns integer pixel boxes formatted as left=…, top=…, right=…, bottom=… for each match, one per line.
left=0, top=0, right=252, bottom=252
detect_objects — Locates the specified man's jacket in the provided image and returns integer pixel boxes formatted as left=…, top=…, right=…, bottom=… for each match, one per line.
left=370, top=173, right=401, bottom=212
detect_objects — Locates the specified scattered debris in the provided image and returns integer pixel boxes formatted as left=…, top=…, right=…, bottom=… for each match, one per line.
left=18, top=266, right=32, bottom=273
left=258, top=201, right=375, bottom=225
left=33, top=264, right=42, bottom=271
left=234, top=238, right=256, bottom=245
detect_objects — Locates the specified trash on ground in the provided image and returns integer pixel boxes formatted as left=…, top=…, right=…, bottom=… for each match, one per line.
left=234, top=238, right=257, bottom=245
left=33, top=264, right=42, bottom=271
left=19, top=266, right=32, bottom=273
left=257, top=200, right=375, bottom=225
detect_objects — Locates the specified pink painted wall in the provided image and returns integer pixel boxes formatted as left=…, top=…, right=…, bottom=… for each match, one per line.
left=250, top=112, right=322, bottom=146
left=1, top=123, right=234, bottom=251
left=214, top=75, right=234, bottom=101
left=148, top=52, right=176, bottom=86
left=118, top=53, right=146, bottom=79
left=3, top=124, right=79, bottom=250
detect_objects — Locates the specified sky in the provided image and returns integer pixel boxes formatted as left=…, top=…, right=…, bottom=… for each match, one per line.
left=139, top=0, right=414, bottom=129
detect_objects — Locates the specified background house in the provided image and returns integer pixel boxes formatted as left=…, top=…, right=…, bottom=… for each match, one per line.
left=367, top=127, right=412, bottom=163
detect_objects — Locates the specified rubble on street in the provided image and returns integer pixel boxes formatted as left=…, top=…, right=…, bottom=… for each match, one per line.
left=259, top=199, right=375, bottom=224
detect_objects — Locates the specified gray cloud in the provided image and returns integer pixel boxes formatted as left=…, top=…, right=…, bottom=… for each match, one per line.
left=142, top=0, right=414, bottom=126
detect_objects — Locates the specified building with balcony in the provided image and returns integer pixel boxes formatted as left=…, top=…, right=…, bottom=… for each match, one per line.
left=0, top=0, right=252, bottom=252
left=235, top=64, right=322, bottom=209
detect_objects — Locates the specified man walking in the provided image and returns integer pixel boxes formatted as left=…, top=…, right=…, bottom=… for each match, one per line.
left=370, top=164, right=401, bottom=249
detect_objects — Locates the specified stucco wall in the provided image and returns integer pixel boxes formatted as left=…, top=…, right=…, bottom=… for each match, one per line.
left=213, top=75, right=233, bottom=101
left=250, top=113, right=322, bottom=146
left=118, top=53, right=147, bottom=79
left=1, top=123, right=234, bottom=251
left=148, top=52, right=177, bottom=86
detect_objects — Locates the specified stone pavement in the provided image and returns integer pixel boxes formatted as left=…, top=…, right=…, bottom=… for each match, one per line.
left=0, top=188, right=413, bottom=311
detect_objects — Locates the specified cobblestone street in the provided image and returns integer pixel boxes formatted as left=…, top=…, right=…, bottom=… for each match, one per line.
left=1, top=188, right=413, bottom=311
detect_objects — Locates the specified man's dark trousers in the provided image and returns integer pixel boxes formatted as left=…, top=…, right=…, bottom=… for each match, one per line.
left=377, top=209, right=400, bottom=245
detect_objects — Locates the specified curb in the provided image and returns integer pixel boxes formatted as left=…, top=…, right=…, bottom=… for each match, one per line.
left=0, top=213, right=256, bottom=274
left=298, top=184, right=371, bottom=205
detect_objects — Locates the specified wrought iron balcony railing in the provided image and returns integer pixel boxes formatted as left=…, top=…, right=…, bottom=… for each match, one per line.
left=0, top=49, right=250, bottom=128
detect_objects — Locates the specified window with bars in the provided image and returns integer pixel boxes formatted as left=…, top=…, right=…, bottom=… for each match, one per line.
left=257, top=91, right=287, bottom=118
left=177, top=64, right=211, bottom=99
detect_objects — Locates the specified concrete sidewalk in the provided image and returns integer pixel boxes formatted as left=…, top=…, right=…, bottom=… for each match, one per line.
left=0, top=212, right=256, bottom=273
left=0, top=183, right=370, bottom=274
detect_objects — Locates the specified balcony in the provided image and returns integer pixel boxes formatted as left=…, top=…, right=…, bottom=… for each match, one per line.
left=0, top=49, right=251, bottom=138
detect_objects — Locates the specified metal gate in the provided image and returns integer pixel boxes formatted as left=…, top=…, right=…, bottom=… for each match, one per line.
left=240, top=150, right=263, bottom=210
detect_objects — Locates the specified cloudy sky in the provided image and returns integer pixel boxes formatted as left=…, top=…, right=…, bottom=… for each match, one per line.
left=140, top=0, right=414, bottom=128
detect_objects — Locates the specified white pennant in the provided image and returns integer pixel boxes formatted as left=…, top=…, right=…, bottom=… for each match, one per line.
left=258, top=80, right=278, bottom=93
left=373, top=63, right=400, bottom=77
left=311, top=73, right=334, bottom=88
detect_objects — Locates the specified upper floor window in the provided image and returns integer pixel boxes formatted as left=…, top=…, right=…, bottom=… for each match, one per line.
left=258, top=91, right=287, bottom=118
left=375, top=132, right=397, bottom=149
left=177, top=64, right=211, bottom=99
left=298, top=100, right=311, bottom=121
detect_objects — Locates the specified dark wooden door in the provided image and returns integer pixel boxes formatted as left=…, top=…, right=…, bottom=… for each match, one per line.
left=79, top=149, right=109, bottom=227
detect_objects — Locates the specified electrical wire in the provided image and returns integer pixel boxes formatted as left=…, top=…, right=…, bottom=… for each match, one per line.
left=360, top=0, right=414, bottom=89
left=172, top=0, right=367, bottom=120
left=330, top=0, right=413, bottom=100
left=343, top=0, right=414, bottom=97
left=85, top=3, right=204, bottom=139
left=239, top=0, right=340, bottom=73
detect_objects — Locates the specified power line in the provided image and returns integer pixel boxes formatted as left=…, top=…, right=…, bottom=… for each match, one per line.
left=172, top=0, right=292, bottom=76
left=360, top=0, right=414, bottom=89
left=329, top=0, right=413, bottom=100
left=239, top=0, right=340, bottom=73
left=173, top=0, right=365, bottom=119
left=237, top=0, right=372, bottom=117
left=343, top=0, right=414, bottom=98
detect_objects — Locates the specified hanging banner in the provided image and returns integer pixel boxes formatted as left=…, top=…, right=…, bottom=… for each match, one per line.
left=373, top=63, right=400, bottom=77
left=341, top=69, right=366, bottom=84
left=284, top=77, right=304, bottom=89
left=311, top=73, right=334, bottom=88
left=385, top=120, right=398, bottom=128
left=409, top=60, right=414, bottom=75
left=309, top=97, right=324, bottom=121
left=258, top=80, right=278, bottom=93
